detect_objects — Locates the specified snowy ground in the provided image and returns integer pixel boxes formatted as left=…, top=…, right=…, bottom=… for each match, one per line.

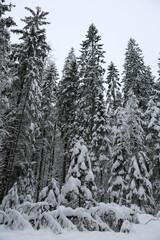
left=0, top=214, right=160, bottom=240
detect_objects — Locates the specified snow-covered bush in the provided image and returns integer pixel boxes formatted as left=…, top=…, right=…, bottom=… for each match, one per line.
left=39, top=178, right=60, bottom=208
left=18, top=201, right=53, bottom=230
left=60, top=138, right=97, bottom=208
left=16, top=201, right=61, bottom=233
left=51, top=205, right=110, bottom=231
left=40, top=212, right=62, bottom=234
left=120, top=220, right=132, bottom=233
left=0, top=202, right=139, bottom=234
left=18, top=168, right=36, bottom=203
left=157, top=211, right=160, bottom=219
left=89, top=203, right=139, bottom=232
left=2, top=183, right=19, bottom=210
left=0, top=210, right=8, bottom=225
left=130, top=204, right=143, bottom=214
left=0, top=209, right=32, bottom=230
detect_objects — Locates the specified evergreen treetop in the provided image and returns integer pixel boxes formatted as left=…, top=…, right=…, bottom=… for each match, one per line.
left=123, top=38, right=154, bottom=109
left=106, top=61, right=121, bottom=118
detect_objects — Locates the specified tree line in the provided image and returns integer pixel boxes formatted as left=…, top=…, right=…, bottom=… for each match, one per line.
left=0, top=2, right=160, bottom=214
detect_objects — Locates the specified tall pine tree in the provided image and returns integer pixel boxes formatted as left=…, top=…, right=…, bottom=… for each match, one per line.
left=78, top=24, right=110, bottom=200
left=0, top=6, right=50, bottom=202
left=124, top=93, right=154, bottom=210
left=0, top=0, right=16, bottom=202
left=58, top=48, right=79, bottom=183
left=108, top=107, right=128, bottom=205
left=36, top=60, right=59, bottom=199
left=109, top=93, right=155, bottom=210
left=145, top=90, right=160, bottom=206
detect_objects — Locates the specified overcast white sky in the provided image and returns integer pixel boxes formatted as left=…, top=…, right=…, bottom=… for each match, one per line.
left=6, top=0, right=160, bottom=79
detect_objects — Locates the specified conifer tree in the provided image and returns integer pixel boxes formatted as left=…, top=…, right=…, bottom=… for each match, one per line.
left=0, top=0, right=16, bottom=202
left=108, top=107, right=128, bottom=205
left=58, top=48, right=79, bottom=183
left=39, top=178, right=60, bottom=208
left=0, top=7, right=50, bottom=201
left=78, top=24, right=105, bottom=142
left=157, top=57, right=160, bottom=90
left=124, top=93, right=154, bottom=210
left=123, top=38, right=154, bottom=109
left=2, top=182, right=19, bottom=210
left=60, top=138, right=96, bottom=208
left=78, top=24, right=110, bottom=198
left=145, top=91, right=160, bottom=205
left=158, top=56, right=160, bottom=77
left=36, top=61, right=58, bottom=199
left=109, top=93, right=155, bottom=210
left=18, top=167, right=36, bottom=203
left=106, top=61, right=121, bottom=115
left=0, top=1, right=14, bottom=108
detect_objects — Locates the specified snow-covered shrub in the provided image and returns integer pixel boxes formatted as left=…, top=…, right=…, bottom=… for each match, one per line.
left=39, top=178, right=60, bottom=208
left=60, top=139, right=97, bottom=208
left=0, top=202, right=139, bottom=234
left=0, top=210, right=8, bottom=225
left=40, top=212, right=62, bottom=234
left=51, top=206, right=78, bottom=231
left=120, top=220, right=132, bottom=233
left=12, top=201, right=61, bottom=233
left=24, top=194, right=33, bottom=202
left=130, top=204, right=143, bottom=214
left=51, top=205, right=110, bottom=231
left=2, top=183, right=19, bottom=210
left=1, top=201, right=61, bottom=233
left=89, top=203, right=139, bottom=232
left=18, top=201, right=53, bottom=230
left=157, top=211, right=160, bottom=219
left=0, top=209, right=32, bottom=230
left=18, top=168, right=36, bottom=203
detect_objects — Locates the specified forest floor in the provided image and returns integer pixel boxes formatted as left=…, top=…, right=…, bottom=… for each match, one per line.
left=0, top=213, right=160, bottom=240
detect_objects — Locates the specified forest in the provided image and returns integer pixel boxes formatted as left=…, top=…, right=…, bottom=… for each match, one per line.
left=0, top=1, right=160, bottom=235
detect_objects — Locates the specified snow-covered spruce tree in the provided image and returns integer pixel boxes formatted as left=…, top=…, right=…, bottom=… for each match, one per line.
left=123, top=38, right=154, bottom=110
left=155, top=57, right=160, bottom=91
left=158, top=56, right=160, bottom=80
left=0, top=1, right=16, bottom=202
left=36, top=61, right=58, bottom=199
left=0, top=7, right=50, bottom=201
left=0, top=1, right=15, bottom=115
left=60, top=138, right=97, bottom=208
left=145, top=90, right=160, bottom=206
left=18, top=166, right=36, bottom=203
left=39, top=178, right=60, bottom=208
left=1, top=182, right=19, bottom=210
left=58, top=48, right=79, bottom=183
left=78, top=24, right=110, bottom=200
left=124, top=93, right=155, bottom=211
left=108, top=107, right=128, bottom=205
left=106, top=62, right=122, bottom=116
left=91, top=90, right=111, bottom=202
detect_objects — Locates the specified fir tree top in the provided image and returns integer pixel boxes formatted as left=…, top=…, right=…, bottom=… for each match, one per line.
left=123, top=38, right=154, bottom=109
left=79, top=23, right=105, bottom=78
